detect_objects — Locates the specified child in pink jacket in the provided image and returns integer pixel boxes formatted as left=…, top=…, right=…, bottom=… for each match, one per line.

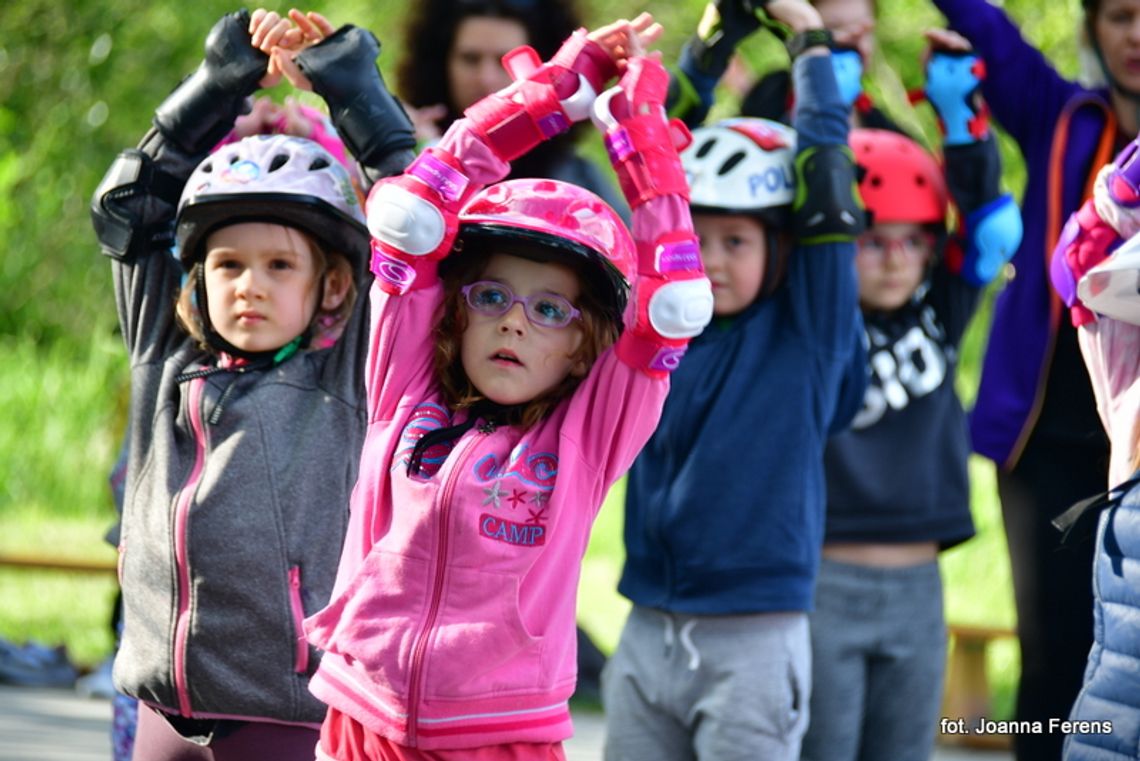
left=303, top=15, right=713, bottom=761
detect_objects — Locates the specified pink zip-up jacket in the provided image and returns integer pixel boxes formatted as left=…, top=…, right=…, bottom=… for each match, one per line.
left=304, top=117, right=698, bottom=748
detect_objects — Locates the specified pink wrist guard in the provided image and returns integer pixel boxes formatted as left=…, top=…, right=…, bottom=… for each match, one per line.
left=606, top=115, right=693, bottom=208
left=464, top=31, right=615, bottom=163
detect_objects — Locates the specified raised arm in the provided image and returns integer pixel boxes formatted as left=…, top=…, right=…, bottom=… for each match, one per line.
left=364, top=23, right=625, bottom=296
left=273, top=12, right=417, bottom=185
left=920, top=35, right=1022, bottom=288
left=91, top=10, right=269, bottom=358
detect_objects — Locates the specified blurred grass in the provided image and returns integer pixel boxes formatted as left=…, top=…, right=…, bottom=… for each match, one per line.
left=0, top=330, right=125, bottom=667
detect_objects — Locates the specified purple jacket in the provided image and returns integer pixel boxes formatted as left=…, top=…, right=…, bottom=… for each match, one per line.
left=934, top=0, right=1117, bottom=467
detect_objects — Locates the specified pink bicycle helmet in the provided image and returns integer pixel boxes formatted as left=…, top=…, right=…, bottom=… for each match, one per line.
left=456, top=178, right=635, bottom=325
left=851, top=128, right=947, bottom=225
left=177, top=134, right=368, bottom=272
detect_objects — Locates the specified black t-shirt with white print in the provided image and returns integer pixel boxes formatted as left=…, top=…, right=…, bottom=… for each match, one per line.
left=823, top=259, right=979, bottom=549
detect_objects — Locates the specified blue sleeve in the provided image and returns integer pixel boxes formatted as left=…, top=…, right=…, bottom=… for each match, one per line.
left=791, top=54, right=847, bottom=151
left=829, top=327, right=869, bottom=434
left=669, top=43, right=721, bottom=127
left=783, top=54, right=860, bottom=355
left=931, top=0, right=1082, bottom=157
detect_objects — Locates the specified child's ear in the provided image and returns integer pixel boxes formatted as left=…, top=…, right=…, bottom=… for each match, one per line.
left=570, top=357, right=589, bottom=378
left=320, top=266, right=351, bottom=312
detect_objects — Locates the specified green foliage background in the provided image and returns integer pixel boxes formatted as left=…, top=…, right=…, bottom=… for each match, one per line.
left=0, top=0, right=1087, bottom=521
left=0, top=0, right=1090, bottom=696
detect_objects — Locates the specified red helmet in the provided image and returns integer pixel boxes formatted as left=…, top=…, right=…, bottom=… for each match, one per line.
left=457, top=179, right=635, bottom=326
left=850, top=128, right=947, bottom=225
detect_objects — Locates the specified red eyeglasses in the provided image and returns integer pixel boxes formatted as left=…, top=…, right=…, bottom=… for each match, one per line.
left=857, top=231, right=936, bottom=260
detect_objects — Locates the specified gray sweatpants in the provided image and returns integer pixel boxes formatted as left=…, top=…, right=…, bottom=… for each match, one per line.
left=602, top=605, right=810, bottom=761
left=800, top=558, right=946, bottom=761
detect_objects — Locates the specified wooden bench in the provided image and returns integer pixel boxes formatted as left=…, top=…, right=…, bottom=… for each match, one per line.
left=941, top=623, right=1018, bottom=749
left=0, top=553, right=117, bottom=575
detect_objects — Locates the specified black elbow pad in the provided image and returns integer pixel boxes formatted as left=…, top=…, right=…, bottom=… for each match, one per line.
left=793, top=144, right=866, bottom=243
left=91, top=149, right=183, bottom=260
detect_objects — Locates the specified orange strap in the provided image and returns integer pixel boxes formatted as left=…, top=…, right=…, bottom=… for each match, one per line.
left=1005, top=96, right=1117, bottom=469
left=1045, top=96, right=1117, bottom=327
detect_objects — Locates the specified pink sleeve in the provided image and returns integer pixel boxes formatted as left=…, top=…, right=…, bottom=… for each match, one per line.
left=1078, top=319, right=1140, bottom=487
left=560, top=346, right=669, bottom=493
left=363, top=119, right=516, bottom=415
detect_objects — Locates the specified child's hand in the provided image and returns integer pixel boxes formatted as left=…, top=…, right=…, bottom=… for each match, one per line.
left=404, top=102, right=448, bottom=145
left=249, top=8, right=335, bottom=90
left=588, top=13, right=664, bottom=70
left=232, top=95, right=281, bottom=138
left=923, top=27, right=972, bottom=53
left=757, top=0, right=824, bottom=39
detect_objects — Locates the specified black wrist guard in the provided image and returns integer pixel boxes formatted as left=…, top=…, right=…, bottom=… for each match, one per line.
left=296, top=26, right=415, bottom=172
left=785, top=28, right=834, bottom=61
left=153, top=10, right=268, bottom=155
left=944, top=135, right=1001, bottom=214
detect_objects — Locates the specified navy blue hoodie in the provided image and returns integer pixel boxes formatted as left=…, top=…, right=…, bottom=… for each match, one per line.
left=619, top=55, right=866, bottom=615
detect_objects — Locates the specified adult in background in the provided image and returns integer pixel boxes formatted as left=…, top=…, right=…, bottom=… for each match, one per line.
left=926, top=0, right=1135, bottom=758
left=396, top=0, right=627, bottom=221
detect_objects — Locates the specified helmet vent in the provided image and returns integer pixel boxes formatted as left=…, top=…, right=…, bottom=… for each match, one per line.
left=310, top=156, right=330, bottom=170
left=268, top=153, right=290, bottom=173
left=719, top=151, right=746, bottom=176
left=695, top=137, right=717, bottom=158
left=200, top=161, right=213, bottom=173
left=915, top=174, right=927, bottom=186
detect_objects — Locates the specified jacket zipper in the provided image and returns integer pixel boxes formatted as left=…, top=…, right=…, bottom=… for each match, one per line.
left=172, top=376, right=207, bottom=716
left=405, top=432, right=483, bottom=745
left=288, top=565, right=309, bottom=674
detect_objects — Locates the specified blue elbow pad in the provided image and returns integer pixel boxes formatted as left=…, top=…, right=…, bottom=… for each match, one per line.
left=961, top=193, right=1022, bottom=286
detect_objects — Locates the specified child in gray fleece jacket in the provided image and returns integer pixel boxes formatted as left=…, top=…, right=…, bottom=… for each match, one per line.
left=89, top=8, right=413, bottom=759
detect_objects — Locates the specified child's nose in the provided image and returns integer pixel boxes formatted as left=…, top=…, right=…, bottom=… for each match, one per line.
left=235, top=269, right=265, bottom=298
left=497, top=301, right=528, bottom=333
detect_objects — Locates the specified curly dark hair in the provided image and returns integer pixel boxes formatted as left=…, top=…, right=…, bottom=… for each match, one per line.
left=397, top=0, right=588, bottom=180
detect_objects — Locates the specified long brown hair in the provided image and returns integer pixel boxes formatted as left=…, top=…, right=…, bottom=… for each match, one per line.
left=433, top=244, right=620, bottom=430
